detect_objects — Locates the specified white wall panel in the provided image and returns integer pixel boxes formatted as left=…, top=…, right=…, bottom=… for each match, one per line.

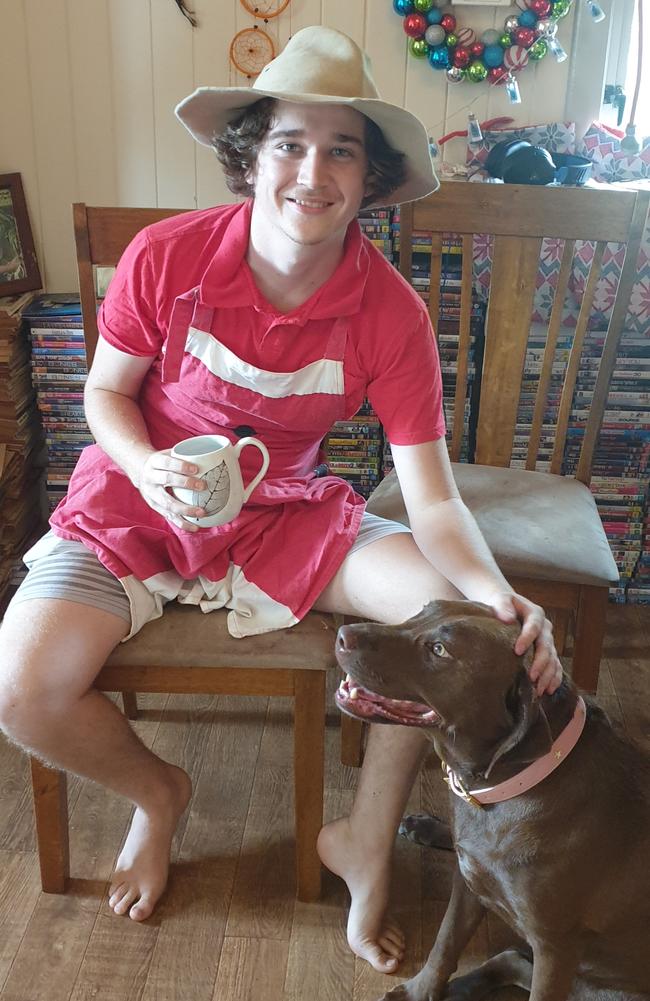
left=0, top=1, right=43, bottom=272
left=67, top=0, right=117, bottom=206
left=0, top=0, right=606, bottom=290
left=109, top=0, right=157, bottom=207
left=151, top=0, right=196, bottom=207
left=23, top=0, right=78, bottom=290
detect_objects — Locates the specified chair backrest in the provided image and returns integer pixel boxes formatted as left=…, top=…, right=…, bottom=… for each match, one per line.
left=397, top=182, right=649, bottom=484
left=73, top=204, right=189, bottom=367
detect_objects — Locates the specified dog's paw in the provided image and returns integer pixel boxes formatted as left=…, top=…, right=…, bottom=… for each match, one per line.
left=378, top=975, right=443, bottom=1001
left=398, top=813, right=454, bottom=851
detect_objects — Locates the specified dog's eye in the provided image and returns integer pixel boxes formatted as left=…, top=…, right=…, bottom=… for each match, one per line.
left=429, top=641, right=450, bottom=658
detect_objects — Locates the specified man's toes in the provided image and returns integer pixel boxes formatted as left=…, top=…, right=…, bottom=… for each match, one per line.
left=129, top=894, right=156, bottom=922
left=378, top=930, right=405, bottom=957
left=358, top=942, right=400, bottom=973
left=108, top=881, right=127, bottom=906
left=112, top=886, right=139, bottom=915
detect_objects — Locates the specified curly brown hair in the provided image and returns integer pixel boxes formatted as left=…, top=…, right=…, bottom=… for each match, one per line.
left=212, top=97, right=407, bottom=208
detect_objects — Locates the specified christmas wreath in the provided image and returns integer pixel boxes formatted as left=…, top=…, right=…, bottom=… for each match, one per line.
left=391, top=0, right=595, bottom=94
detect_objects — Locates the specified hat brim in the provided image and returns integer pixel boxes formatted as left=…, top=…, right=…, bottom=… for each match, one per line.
left=175, top=87, right=439, bottom=209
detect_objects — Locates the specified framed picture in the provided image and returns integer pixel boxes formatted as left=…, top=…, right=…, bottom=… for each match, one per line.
left=0, top=173, right=41, bottom=296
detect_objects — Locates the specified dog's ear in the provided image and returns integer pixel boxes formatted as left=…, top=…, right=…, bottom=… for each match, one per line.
left=483, top=667, right=553, bottom=780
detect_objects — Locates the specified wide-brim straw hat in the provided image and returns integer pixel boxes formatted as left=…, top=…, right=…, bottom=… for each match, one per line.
left=175, top=25, right=439, bottom=209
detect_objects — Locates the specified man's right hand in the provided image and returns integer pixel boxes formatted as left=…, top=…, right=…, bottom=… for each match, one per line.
left=134, top=449, right=207, bottom=532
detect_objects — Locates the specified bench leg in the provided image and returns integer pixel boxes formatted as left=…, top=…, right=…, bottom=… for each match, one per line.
left=572, top=585, right=608, bottom=693
left=293, top=671, right=325, bottom=902
left=121, top=692, right=139, bottom=720
left=30, top=757, right=69, bottom=893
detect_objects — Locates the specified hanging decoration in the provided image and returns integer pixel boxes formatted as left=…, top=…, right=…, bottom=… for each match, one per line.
left=230, top=1, right=292, bottom=78
left=391, top=0, right=605, bottom=98
left=229, top=26, right=276, bottom=77
left=239, top=0, right=291, bottom=18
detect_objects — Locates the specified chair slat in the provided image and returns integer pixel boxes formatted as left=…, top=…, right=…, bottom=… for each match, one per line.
left=397, top=201, right=413, bottom=284
left=526, top=239, right=575, bottom=470
left=550, top=241, right=606, bottom=475
left=577, top=190, right=650, bottom=483
left=428, top=233, right=443, bottom=330
left=476, top=235, right=542, bottom=466
left=450, top=234, right=474, bottom=462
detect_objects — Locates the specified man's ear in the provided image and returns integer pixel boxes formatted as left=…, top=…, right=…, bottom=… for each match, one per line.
left=483, top=666, right=553, bottom=780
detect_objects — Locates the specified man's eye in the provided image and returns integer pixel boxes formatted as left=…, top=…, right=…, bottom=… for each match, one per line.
left=332, top=147, right=353, bottom=158
left=278, top=143, right=300, bottom=153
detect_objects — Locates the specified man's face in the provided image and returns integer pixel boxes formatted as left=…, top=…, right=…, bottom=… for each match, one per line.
left=249, top=102, right=370, bottom=249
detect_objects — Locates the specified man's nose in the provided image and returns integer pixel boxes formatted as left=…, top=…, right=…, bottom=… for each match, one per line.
left=296, top=150, right=328, bottom=188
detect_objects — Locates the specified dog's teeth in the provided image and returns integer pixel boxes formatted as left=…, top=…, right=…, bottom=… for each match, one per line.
left=345, top=674, right=352, bottom=684
left=422, top=710, right=437, bottom=720
left=349, top=687, right=359, bottom=700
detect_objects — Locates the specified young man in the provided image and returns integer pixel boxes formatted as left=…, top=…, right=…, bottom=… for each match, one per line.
left=0, top=27, right=560, bottom=973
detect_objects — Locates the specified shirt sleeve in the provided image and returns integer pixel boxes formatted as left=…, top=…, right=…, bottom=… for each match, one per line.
left=97, top=228, right=162, bottom=356
left=366, top=306, right=446, bottom=446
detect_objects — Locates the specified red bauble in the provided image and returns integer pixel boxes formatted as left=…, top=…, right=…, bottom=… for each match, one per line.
left=529, top=0, right=551, bottom=14
left=453, top=45, right=471, bottom=68
left=403, top=12, right=427, bottom=37
left=488, top=66, right=508, bottom=84
left=440, top=13, right=457, bottom=31
left=469, top=41, right=485, bottom=57
left=513, top=26, right=536, bottom=47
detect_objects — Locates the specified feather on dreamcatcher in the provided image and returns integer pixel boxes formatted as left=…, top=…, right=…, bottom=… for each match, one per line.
left=174, top=0, right=197, bottom=27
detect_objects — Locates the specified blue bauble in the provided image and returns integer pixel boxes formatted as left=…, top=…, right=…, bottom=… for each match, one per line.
left=393, top=0, right=415, bottom=15
left=483, top=43, right=505, bottom=67
left=426, top=7, right=443, bottom=23
left=427, top=44, right=451, bottom=68
left=518, top=9, right=538, bottom=26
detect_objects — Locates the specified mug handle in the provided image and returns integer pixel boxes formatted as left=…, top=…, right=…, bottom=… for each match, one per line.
left=234, top=437, right=270, bottom=502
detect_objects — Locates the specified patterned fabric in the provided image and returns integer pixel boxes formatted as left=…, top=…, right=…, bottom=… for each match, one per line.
left=577, top=123, right=650, bottom=183
left=465, top=121, right=576, bottom=174
left=467, top=122, right=577, bottom=322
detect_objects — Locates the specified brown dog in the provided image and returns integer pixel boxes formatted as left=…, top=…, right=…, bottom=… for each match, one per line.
left=335, top=600, right=650, bottom=1001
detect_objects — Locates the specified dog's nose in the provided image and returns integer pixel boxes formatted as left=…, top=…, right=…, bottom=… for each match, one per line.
left=337, top=625, right=358, bottom=651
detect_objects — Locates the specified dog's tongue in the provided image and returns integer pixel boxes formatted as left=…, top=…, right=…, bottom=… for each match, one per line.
left=336, top=676, right=438, bottom=727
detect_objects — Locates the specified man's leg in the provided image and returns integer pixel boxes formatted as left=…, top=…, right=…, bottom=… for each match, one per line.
left=0, top=598, right=191, bottom=920
left=313, top=531, right=459, bottom=973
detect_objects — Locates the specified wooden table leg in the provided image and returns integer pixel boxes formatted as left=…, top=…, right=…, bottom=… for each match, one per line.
left=30, top=757, right=69, bottom=893
left=293, top=670, right=325, bottom=902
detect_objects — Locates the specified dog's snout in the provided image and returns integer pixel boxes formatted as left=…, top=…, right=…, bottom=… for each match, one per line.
left=337, top=625, right=358, bottom=652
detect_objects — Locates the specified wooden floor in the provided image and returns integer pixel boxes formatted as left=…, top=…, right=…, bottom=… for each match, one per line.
left=0, top=603, right=648, bottom=1001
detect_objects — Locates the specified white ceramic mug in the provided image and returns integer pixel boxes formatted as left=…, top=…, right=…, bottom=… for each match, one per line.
left=170, top=434, right=270, bottom=527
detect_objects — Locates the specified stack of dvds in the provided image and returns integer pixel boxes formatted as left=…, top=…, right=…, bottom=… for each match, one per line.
left=562, top=330, right=650, bottom=602
left=510, top=325, right=573, bottom=470
left=0, top=293, right=47, bottom=608
left=358, top=208, right=393, bottom=261
left=326, top=399, right=383, bottom=498
left=23, top=295, right=93, bottom=512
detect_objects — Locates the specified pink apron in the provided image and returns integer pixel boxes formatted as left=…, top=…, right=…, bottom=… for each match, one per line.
left=50, top=284, right=366, bottom=637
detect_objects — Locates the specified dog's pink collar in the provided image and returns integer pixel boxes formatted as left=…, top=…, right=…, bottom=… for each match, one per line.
left=443, top=696, right=587, bottom=808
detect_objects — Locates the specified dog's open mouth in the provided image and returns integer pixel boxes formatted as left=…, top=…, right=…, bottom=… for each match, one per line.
left=336, top=675, right=439, bottom=727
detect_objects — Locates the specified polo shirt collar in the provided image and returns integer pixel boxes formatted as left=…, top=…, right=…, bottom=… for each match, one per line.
left=199, top=199, right=370, bottom=324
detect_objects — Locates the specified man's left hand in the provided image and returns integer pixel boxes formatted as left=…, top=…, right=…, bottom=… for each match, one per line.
left=488, top=592, right=562, bottom=696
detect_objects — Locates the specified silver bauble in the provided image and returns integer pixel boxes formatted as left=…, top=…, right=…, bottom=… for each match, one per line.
left=535, top=17, right=557, bottom=36
left=504, top=15, right=520, bottom=32
left=446, top=65, right=465, bottom=82
left=481, top=28, right=502, bottom=45
left=425, top=24, right=446, bottom=45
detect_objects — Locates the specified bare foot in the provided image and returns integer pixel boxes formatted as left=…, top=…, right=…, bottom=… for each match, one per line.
left=108, top=763, right=192, bottom=921
left=318, top=816, right=405, bottom=973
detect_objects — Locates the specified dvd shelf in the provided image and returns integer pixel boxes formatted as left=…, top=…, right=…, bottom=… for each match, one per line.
left=23, top=295, right=93, bottom=513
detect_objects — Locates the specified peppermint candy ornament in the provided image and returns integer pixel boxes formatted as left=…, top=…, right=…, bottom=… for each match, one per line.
left=503, top=44, right=530, bottom=71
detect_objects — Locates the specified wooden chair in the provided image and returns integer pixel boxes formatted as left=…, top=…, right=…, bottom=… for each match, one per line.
left=30, top=204, right=339, bottom=903
left=367, top=181, right=649, bottom=693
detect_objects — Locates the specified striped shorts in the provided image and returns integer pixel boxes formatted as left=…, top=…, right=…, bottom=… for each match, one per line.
left=10, top=513, right=411, bottom=633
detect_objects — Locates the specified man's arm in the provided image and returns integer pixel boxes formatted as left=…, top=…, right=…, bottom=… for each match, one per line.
left=84, top=337, right=206, bottom=530
left=391, top=438, right=561, bottom=694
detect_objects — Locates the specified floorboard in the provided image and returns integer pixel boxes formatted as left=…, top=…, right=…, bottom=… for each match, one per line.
left=0, top=605, right=647, bottom=1000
